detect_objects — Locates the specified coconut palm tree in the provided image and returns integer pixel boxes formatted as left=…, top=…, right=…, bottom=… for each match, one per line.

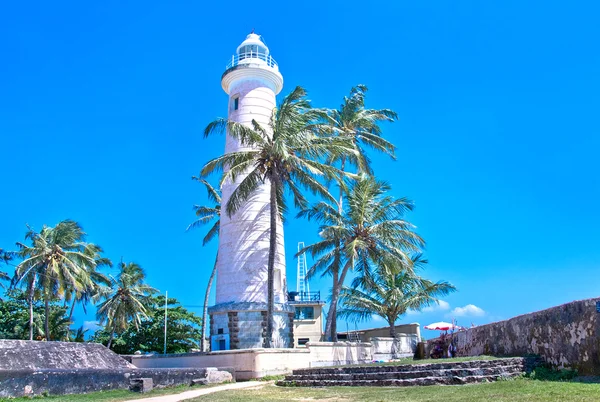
left=66, top=244, right=112, bottom=322
left=0, top=248, right=11, bottom=288
left=338, top=254, right=456, bottom=340
left=13, top=220, right=95, bottom=340
left=187, top=176, right=221, bottom=352
left=299, top=176, right=424, bottom=341
left=202, top=86, right=354, bottom=347
left=328, top=85, right=397, bottom=204
left=96, top=261, right=157, bottom=349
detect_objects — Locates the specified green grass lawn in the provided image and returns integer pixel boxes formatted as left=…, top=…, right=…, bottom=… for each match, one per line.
left=190, top=379, right=600, bottom=402
left=0, top=384, right=193, bottom=402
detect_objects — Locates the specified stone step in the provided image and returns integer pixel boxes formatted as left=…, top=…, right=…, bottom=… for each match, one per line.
left=291, top=357, right=531, bottom=376
left=277, top=372, right=523, bottom=387
left=285, top=364, right=524, bottom=382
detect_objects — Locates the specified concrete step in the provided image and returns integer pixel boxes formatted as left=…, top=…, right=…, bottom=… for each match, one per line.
left=277, top=372, right=523, bottom=387
left=291, top=357, right=530, bottom=376
left=277, top=357, right=543, bottom=387
left=286, top=364, right=524, bottom=381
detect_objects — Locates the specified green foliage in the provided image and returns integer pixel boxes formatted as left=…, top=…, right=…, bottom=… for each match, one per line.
left=338, top=253, right=456, bottom=337
left=528, top=366, right=579, bottom=382
left=91, top=295, right=202, bottom=354
left=0, top=248, right=12, bottom=287
left=95, top=261, right=157, bottom=348
left=0, top=289, right=70, bottom=340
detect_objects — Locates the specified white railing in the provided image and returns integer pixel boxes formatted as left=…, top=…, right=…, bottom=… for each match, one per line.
left=226, top=51, right=278, bottom=70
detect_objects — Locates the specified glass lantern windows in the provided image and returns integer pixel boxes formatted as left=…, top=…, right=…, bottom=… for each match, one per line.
left=238, top=44, right=268, bottom=62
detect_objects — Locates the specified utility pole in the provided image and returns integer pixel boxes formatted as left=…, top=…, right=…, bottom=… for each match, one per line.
left=163, top=291, right=168, bottom=355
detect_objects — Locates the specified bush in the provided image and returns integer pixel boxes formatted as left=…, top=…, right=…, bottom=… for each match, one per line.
left=528, top=366, right=578, bottom=382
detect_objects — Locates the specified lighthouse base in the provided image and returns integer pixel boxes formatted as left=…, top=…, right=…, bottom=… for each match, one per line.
left=208, top=302, right=295, bottom=350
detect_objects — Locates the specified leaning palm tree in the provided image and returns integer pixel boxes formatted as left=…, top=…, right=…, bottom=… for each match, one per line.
left=202, top=86, right=354, bottom=347
left=300, top=176, right=424, bottom=341
left=96, top=261, right=157, bottom=349
left=187, top=177, right=221, bottom=352
left=338, top=254, right=456, bottom=356
left=13, top=220, right=95, bottom=340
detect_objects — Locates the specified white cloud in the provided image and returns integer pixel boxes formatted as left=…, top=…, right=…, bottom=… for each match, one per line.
left=406, top=300, right=450, bottom=315
left=451, top=304, right=485, bottom=317
left=83, top=321, right=102, bottom=331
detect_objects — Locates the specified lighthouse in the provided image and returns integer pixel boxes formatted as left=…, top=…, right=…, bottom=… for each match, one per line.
left=208, top=33, right=294, bottom=350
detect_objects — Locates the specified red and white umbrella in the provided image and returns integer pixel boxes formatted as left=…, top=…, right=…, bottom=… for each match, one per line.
left=424, top=321, right=460, bottom=331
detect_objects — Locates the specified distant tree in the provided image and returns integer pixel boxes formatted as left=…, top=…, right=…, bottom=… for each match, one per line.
left=187, top=177, right=220, bottom=352
left=338, top=254, right=456, bottom=340
left=96, top=261, right=157, bottom=349
left=202, top=86, right=353, bottom=346
left=70, top=326, right=89, bottom=343
left=0, top=289, right=71, bottom=340
left=13, top=221, right=96, bottom=340
left=91, top=295, right=202, bottom=354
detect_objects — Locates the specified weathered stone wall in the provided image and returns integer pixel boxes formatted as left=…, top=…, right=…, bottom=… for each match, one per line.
left=0, top=367, right=235, bottom=398
left=453, top=297, right=600, bottom=374
left=0, top=340, right=134, bottom=370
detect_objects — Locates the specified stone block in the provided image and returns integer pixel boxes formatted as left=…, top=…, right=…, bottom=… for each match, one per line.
left=129, top=378, right=153, bottom=393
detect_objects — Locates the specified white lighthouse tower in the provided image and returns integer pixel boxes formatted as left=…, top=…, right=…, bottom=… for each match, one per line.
left=208, top=33, right=294, bottom=350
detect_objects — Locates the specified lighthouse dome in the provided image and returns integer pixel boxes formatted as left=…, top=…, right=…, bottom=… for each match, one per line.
left=236, top=33, right=270, bottom=56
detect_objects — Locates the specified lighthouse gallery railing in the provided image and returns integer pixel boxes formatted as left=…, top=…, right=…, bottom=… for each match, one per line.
left=226, top=51, right=278, bottom=70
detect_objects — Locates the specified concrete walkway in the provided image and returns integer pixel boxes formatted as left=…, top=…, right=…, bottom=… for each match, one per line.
left=127, top=381, right=269, bottom=402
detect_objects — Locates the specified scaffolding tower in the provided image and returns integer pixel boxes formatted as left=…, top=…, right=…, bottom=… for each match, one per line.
left=297, top=242, right=310, bottom=295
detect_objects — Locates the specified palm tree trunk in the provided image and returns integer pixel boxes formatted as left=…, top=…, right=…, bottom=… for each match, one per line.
left=201, top=254, right=218, bottom=352
left=265, top=178, right=278, bottom=348
left=68, top=298, right=77, bottom=321
left=327, top=259, right=353, bottom=342
left=107, top=324, right=116, bottom=349
left=28, top=279, right=35, bottom=341
left=390, top=319, right=398, bottom=359
left=323, top=269, right=338, bottom=341
left=323, top=157, right=347, bottom=342
left=44, top=294, right=50, bottom=341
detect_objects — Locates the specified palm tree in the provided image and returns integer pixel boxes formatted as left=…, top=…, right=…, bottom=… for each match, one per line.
left=187, top=177, right=221, bottom=352
left=96, top=261, right=157, bottom=349
left=338, top=254, right=456, bottom=356
left=66, top=244, right=112, bottom=322
left=328, top=85, right=397, bottom=205
left=0, top=248, right=11, bottom=288
left=300, top=176, right=424, bottom=341
left=202, top=86, right=354, bottom=347
left=13, top=220, right=95, bottom=340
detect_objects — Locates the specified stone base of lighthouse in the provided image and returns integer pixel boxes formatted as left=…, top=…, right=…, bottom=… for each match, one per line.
left=208, top=302, right=295, bottom=350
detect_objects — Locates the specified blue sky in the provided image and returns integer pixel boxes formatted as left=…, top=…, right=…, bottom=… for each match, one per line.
left=1, top=1, right=599, bottom=337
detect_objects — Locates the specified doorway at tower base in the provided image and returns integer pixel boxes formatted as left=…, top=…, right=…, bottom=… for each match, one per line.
left=208, top=302, right=295, bottom=350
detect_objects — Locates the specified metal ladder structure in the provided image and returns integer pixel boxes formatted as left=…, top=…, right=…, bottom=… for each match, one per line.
left=297, top=242, right=310, bottom=295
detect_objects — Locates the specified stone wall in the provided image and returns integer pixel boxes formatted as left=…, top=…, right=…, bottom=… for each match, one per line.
left=452, top=297, right=600, bottom=374
left=209, top=302, right=294, bottom=349
left=0, top=340, right=134, bottom=370
left=0, top=367, right=235, bottom=398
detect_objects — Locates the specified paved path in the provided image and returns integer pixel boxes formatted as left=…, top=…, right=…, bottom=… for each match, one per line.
left=127, top=381, right=268, bottom=402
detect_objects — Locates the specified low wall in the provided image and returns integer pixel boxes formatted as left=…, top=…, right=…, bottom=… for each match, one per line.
left=130, top=337, right=419, bottom=378
left=0, top=367, right=234, bottom=398
left=453, top=297, right=600, bottom=374
left=371, top=335, right=419, bottom=360
left=130, top=348, right=311, bottom=380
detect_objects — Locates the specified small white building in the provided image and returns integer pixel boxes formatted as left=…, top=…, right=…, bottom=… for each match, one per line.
left=288, top=291, right=326, bottom=347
